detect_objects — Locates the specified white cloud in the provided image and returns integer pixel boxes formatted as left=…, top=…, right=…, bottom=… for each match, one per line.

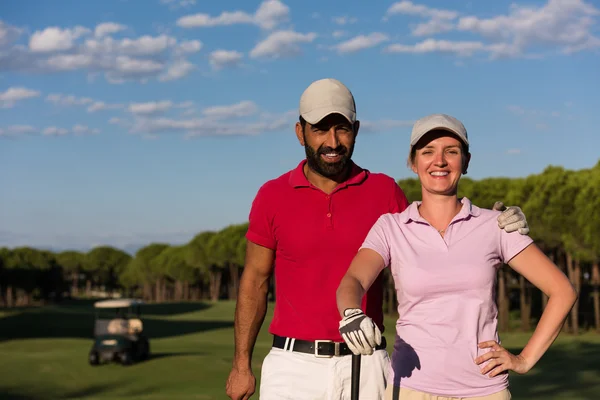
left=335, top=33, right=389, bottom=53
left=29, top=26, right=91, bottom=52
left=250, top=30, right=317, bottom=58
left=175, top=40, right=203, bottom=55
left=333, top=16, right=358, bottom=25
left=46, top=93, right=94, bottom=106
left=507, top=105, right=562, bottom=118
left=0, top=125, right=36, bottom=137
left=0, top=87, right=41, bottom=108
left=209, top=49, right=243, bottom=70
left=87, top=101, right=124, bottom=113
left=386, top=1, right=458, bottom=20
left=201, top=101, right=259, bottom=119
left=332, top=30, right=347, bottom=39
left=160, top=0, right=197, bottom=10
left=111, top=56, right=163, bottom=76
left=177, top=11, right=253, bottom=28
left=385, top=39, right=486, bottom=56
left=255, top=0, right=291, bottom=30
left=507, top=148, right=522, bottom=155
left=85, top=34, right=177, bottom=56
left=72, top=124, right=100, bottom=135
left=385, top=1, right=458, bottom=37
left=457, top=0, right=600, bottom=56
left=385, top=0, right=600, bottom=57
left=108, top=117, right=132, bottom=128
left=412, top=19, right=455, bottom=36
left=177, top=0, right=289, bottom=30
left=46, top=54, right=94, bottom=70
left=42, top=126, right=69, bottom=136
left=131, top=112, right=292, bottom=138
left=0, top=20, right=22, bottom=47
left=38, top=125, right=99, bottom=136
left=2, top=26, right=197, bottom=84
left=159, top=59, right=195, bottom=81
left=94, top=22, right=126, bottom=38
left=128, top=101, right=173, bottom=115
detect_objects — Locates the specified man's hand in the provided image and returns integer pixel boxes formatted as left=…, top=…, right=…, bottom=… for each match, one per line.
left=338, top=308, right=382, bottom=355
left=493, top=201, right=530, bottom=235
left=225, top=367, right=256, bottom=400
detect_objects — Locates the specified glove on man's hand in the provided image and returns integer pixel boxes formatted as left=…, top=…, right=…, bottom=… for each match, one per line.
left=338, top=308, right=382, bottom=356
left=493, top=201, right=530, bottom=235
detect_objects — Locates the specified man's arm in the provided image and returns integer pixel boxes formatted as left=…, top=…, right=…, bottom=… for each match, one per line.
left=233, top=240, right=275, bottom=370
left=226, top=240, right=274, bottom=400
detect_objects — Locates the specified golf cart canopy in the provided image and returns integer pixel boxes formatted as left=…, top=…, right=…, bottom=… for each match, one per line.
left=94, top=299, right=144, bottom=309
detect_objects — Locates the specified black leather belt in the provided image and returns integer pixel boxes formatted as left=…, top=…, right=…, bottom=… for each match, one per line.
left=272, top=335, right=387, bottom=357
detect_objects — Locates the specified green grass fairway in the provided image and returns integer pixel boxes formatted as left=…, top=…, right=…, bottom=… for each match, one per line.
left=0, top=300, right=599, bottom=399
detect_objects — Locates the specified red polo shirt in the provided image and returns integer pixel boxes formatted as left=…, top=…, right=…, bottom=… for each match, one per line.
left=246, top=159, right=409, bottom=342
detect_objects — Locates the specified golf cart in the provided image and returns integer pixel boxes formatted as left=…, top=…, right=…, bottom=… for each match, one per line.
left=88, top=298, right=150, bottom=366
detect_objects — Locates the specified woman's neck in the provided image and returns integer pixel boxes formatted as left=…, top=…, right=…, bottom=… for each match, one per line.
left=418, top=191, right=463, bottom=233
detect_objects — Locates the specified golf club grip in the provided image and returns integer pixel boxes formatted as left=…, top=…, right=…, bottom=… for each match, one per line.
left=351, top=354, right=361, bottom=400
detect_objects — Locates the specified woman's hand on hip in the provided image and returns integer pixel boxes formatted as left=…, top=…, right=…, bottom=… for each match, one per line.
left=474, top=340, right=531, bottom=377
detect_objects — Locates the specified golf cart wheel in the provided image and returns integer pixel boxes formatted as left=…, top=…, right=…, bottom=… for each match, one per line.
left=138, top=338, right=150, bottom=360
left=120, top=351, right=132, bottom=366
left=89, top=351, right=100, bottom=366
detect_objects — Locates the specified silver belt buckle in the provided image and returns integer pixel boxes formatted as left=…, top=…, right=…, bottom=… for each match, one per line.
left=314, top=340, right=340, bottom=358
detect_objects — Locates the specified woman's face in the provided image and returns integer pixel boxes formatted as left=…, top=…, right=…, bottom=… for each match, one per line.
left=411, top=131, right=470, bottom=197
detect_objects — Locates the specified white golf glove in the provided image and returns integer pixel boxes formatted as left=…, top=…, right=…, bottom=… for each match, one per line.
left=494, top=201, right=530, bottom=235
left=338, top=308, right=382, bottom=356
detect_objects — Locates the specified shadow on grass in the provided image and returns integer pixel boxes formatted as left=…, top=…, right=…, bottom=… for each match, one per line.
left=508, top=340, right=600, bottom=399
left=0, top=300, right=232, bottom=342
left=147, top=351, right=207, bottom=361
left=141, top=301, right=212, bottom=316
left=0, top=384, right=113, bottom=400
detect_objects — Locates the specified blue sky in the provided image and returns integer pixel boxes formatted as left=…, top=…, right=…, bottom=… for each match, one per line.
left=1, top=0, right=599, bottom=252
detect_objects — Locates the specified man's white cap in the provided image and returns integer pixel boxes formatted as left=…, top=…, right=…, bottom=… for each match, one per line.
left=299, top=78, right=356, bottom=125
left=410, top=113, right=468, bottom=150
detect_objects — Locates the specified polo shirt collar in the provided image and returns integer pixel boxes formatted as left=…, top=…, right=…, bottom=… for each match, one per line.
left=400, top=196, right=481, bottom=224
left=289, top=159, right=368, bottom=189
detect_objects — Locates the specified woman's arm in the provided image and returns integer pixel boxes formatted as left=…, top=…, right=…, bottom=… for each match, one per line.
left=336, top=248, right=387, bottom=317
left=507, top=244, right=577, bottom=370
left=476, top=243, right=577, bottom=376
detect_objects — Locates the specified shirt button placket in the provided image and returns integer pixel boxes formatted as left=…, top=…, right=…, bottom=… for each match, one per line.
left=326, top=195, right=333, bottom=230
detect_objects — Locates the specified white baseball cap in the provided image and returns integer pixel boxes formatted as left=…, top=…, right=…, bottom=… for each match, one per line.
left=299, top=78, right=356, bottom=125
left=410, top=113, right=468, bottom=150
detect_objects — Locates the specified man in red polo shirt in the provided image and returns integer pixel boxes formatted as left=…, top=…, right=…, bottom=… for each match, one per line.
left=225, top=78, right=530, bottom=400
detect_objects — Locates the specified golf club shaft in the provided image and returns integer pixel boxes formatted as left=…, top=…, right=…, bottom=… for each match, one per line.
left=351, top=354, right=361, bottom=400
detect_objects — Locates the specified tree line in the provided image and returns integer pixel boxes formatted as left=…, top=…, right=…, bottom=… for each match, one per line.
left=1, top=161, right=599, bottom=333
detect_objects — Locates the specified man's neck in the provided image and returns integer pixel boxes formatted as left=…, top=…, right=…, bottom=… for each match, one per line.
left=303, top=163, right=352, bottom=194
left=417, top=192, right=462, bottom=232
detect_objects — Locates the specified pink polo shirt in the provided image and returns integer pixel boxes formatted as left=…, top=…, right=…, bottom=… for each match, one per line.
left=360, top=197, right=533, bottom=397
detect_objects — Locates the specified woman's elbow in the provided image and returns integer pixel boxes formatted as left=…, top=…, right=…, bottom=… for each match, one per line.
left=555, top=280, right=578, bottom=307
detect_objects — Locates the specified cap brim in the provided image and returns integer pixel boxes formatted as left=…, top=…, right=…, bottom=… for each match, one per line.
left=301, top=106, right=356, bottom=125
left=411, top=126, right=468, bottom=147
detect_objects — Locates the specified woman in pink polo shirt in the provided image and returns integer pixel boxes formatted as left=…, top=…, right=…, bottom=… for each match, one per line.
left=336, top=114, right=577, bottom=400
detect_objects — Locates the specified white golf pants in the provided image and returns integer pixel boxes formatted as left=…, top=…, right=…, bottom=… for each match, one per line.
left=259, top=347, right=390, bottom=400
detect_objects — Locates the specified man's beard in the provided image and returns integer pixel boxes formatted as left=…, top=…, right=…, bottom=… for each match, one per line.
left=304, top=141, right=354, bottom=179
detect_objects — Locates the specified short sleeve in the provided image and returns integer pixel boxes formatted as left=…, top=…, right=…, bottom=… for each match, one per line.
left=360, top=215, right=392, bottom=266
left=246, top=184, right=277, bottom=250
left=499, top=228, right=534, bottom=264
left=389, top=179, right=409, bottom=214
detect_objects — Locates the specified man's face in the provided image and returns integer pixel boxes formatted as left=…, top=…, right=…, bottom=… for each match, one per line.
left=296, top=113, right=359, bottom=179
